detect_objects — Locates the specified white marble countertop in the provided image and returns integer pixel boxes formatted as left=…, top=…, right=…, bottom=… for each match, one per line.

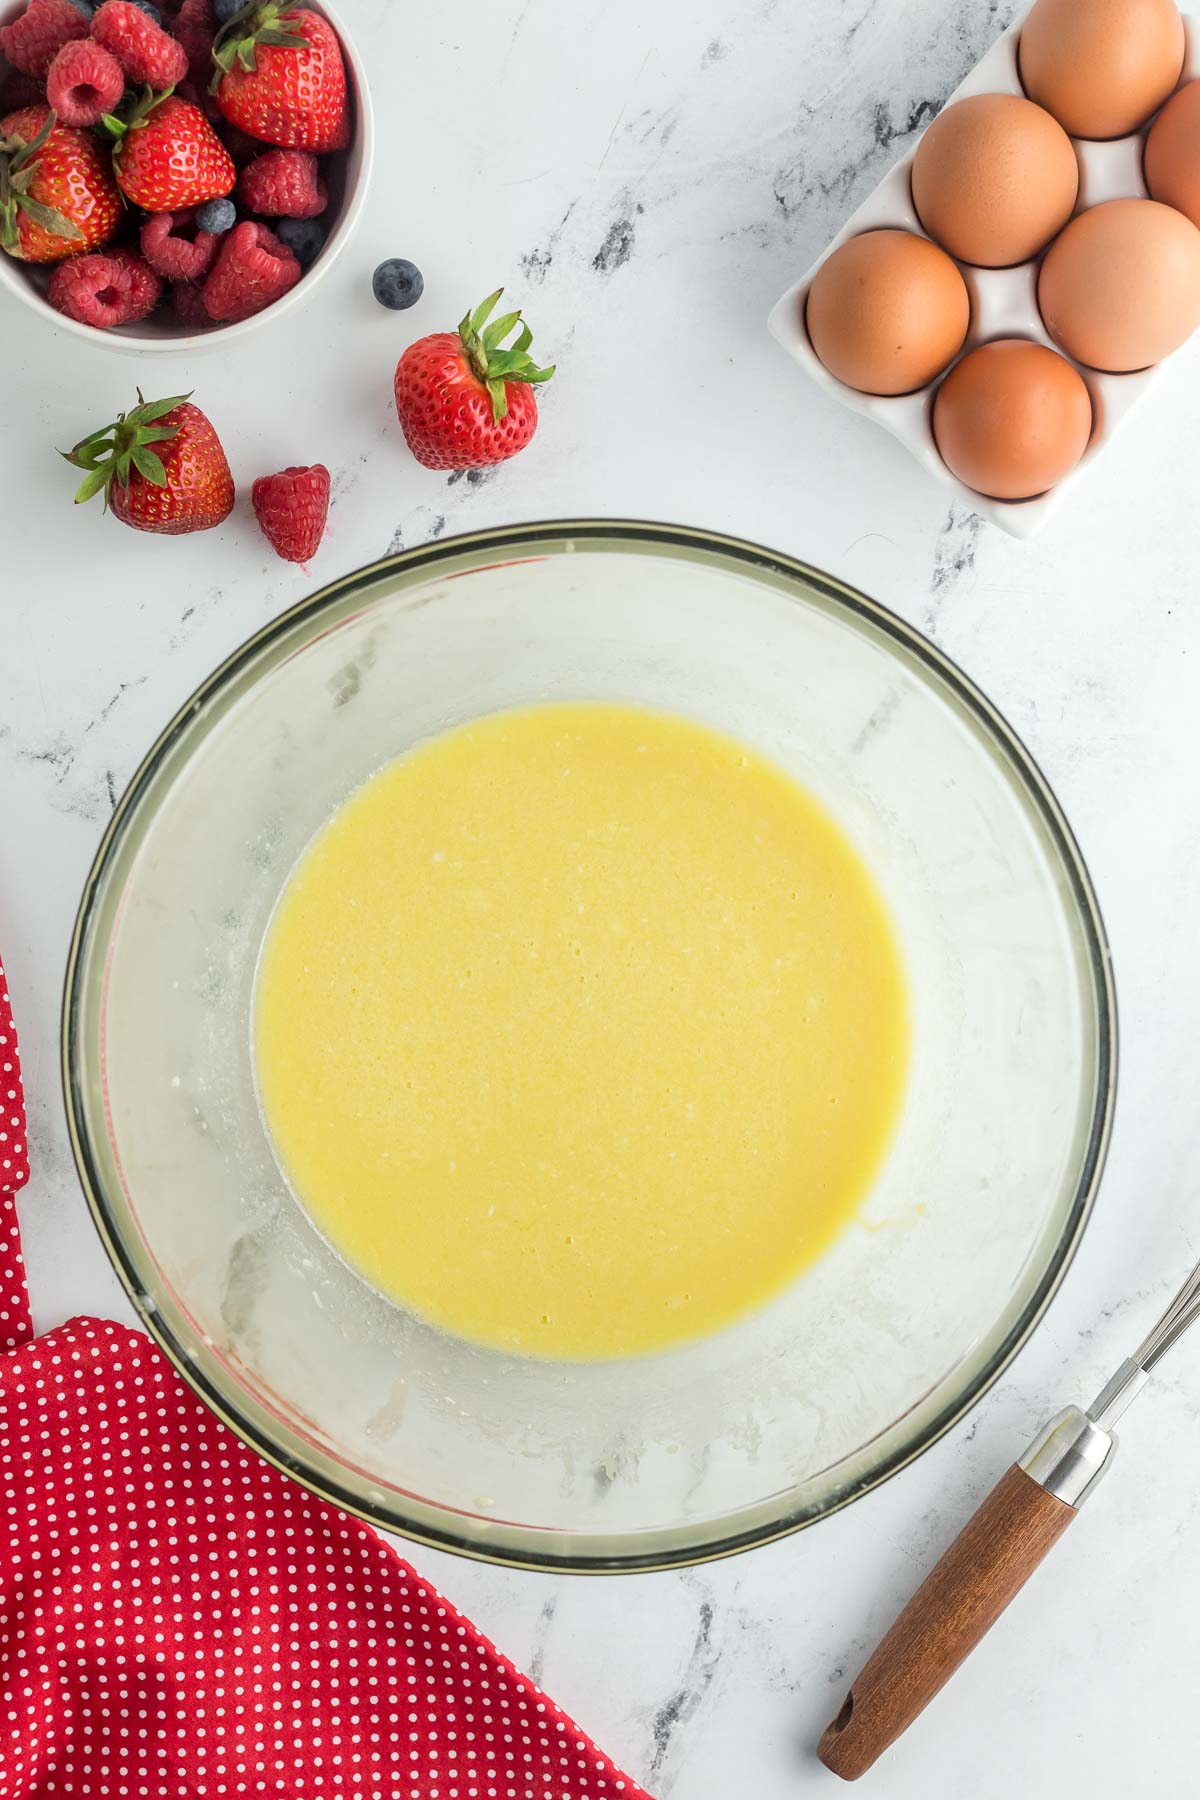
left=5, top=0, right=1200, bottom=1792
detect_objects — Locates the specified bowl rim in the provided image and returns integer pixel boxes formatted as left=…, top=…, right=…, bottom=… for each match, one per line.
left=0, top=0, right=375, bottom=353
left=61, top=518, right=1118, bottom=1573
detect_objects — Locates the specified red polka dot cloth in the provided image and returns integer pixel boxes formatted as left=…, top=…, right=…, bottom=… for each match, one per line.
left=0, top=960, right=653, bottom=1800
left=0, top=961, right=31, bottom=1357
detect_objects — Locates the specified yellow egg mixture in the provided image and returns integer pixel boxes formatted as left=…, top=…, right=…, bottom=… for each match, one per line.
left=255, top=703, right=908, bottom=1360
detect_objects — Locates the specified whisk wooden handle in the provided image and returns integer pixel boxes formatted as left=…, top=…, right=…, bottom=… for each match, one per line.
left=818, top=1464, right=1075, bottom=1781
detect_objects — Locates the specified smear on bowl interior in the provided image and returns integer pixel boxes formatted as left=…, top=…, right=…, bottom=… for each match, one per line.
left=254, top=703, right=909, bottom=1360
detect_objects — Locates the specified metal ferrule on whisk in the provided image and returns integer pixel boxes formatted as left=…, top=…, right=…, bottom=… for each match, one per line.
left=1020, top=1253, right=1200, bottom=1509
left=1019, top=1407, right=1116, bottom=1508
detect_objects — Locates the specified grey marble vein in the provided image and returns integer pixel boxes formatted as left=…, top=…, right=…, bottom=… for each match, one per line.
left=649, top=1590, right=721, bottom=1787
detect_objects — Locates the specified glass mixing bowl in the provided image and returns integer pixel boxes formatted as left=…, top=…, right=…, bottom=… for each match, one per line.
left=63, top=522, right=1116, bottom=1572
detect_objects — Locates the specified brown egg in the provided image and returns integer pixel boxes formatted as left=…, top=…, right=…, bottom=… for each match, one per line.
left=1145, top=79, right=1200, bottom=228
left=1038, top=197, right=1200, bottom=369
left=1019, top=0, right=1185, bottom=140
left=933, top=339, right=1093, bottom=499
left=912, top=94, right=1078, bottom=267
left=805, top=230, right=970, bottom=395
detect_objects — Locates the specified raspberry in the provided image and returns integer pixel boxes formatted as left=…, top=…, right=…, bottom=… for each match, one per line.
left=251, top=464, right=330, bottom=563
left=174, top=23, right=213, bottom=87
left=174, top=76, right=218, bottom=120
left=219, top=121, right=261, bottom=166
left=172, top=0, right=213, bottom=83
left=0, top=0, right=88, bottom=79
left=0, top=68, right=47, bottom=110
left=45, top=39, right=124, bottom=126
left=107, top=245, right=164, bottom=317
left=140, top=207, right=218, bottom=279
left=170, top=277, right=212, bottom=329
left=174, top=75, right=224, bottom=125
left=91, top=0, right=186, bottom=86
left=236, top=148, right=327, bottom=220
left=202, top=220, right=300, bottom=322
left=47, top=248, right=158, bottom=326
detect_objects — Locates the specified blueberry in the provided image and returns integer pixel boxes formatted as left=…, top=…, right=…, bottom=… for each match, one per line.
left=196, top=197, right=236, bottom=235
left=127, top=0, right=161, bottom=17
left=276, top=216, right=326, bottom=269
left=214, top=0, right=245, bottom=20
left=372, top=257, right=424, bottom=310
left=64, top=0, right=93, bottom=16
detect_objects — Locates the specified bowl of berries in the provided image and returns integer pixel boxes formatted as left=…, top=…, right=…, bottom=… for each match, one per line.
left=0, top=0, right=372, bottom=347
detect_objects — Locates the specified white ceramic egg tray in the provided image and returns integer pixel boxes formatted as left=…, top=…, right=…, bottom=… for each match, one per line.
left=768, top=5, right=1200, bottom=538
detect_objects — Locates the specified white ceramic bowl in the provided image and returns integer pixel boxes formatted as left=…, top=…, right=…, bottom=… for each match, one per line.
left=0, top=0, right=373, bottom=352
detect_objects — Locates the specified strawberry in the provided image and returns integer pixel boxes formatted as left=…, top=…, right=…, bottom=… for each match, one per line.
left=211, top=1, right=347, bottom=152
left=91, top=0, right=188, bottom=86
left=64, top=391, right=235, bottom=534
left=393, top=290, right=555, bottom=471
left=107, top=91, right=235, bottom=209
left=201, top=216, right=297, bottom=320
left=236, top=145, right=324, bottom=217
left=45, top=39, right=125, bottom=128
left=0, top=0, right=88, bottom=80
left=47, top=244, right=162, bottom=325
left=251, top=461, right=329, bottom=562
left=0, top=105, right=122, bottom=263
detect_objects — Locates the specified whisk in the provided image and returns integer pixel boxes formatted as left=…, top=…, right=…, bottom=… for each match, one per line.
left=818, top=1248, right=1200, bottom=1780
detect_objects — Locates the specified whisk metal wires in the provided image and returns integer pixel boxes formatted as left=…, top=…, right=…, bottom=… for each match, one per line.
left=1088, top=1250, right=1200, bottom=1432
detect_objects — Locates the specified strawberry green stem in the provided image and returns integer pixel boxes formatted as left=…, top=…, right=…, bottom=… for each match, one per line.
left=458, top=289, right=555, bottom=423
left=62, top=391, right=188, bottom=508
left=101, top=84, right=172, bottom=154
left=0, top=111, right=82, bottom=256
left=211, top=0, right=308, bottom=86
